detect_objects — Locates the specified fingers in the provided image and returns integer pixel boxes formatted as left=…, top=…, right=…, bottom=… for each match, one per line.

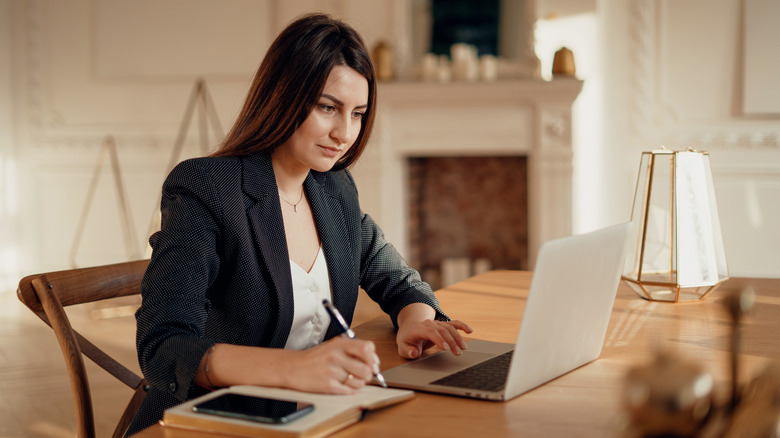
left=340, top=372, right=364, bottom=390
left=340, top=337, right=380, bottom=377
left=288, top=337, right=382, bottom=395
left=448, top=319, right=474, bottom=334
left=339, top=355, right=373, bottom=386
left=399, top=319, right=474, bottom=359
left=325, top=337, right=379, bottom=391
left=404, top=340, right=426, bottom=359
left=444, top=319, right=474, bottom=352
left=433, top=320, right=466, bottom=354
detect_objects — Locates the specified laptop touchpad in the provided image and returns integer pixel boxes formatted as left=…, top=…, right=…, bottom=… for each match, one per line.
left=405, top=351, right=496, bottom=373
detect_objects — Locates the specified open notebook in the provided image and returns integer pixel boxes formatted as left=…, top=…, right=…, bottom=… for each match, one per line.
left=162, top=385, right=413, bottom=438
left=381, top=223, right=632, bottom=401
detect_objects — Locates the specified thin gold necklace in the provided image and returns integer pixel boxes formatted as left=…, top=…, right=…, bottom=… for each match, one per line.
left=279, top=189, right=304, bottom=212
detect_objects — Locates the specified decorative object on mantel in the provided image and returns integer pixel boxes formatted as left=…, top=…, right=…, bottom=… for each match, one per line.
left=450, top=43, right=479, bottom=82
left=479, top=54, right=498, bottom=81
left=146, top=78, right=224, bottom=254
left=372, top=40, right=394, bottom=81
left=436, top=54, right=452, bottom=82
left=419, top=43, right=500, bottom=82
left=421, top=52, right=440, bottom=81
left=552, top=47, right=576, bottom=78
left=70, top=135, right=140, bottom=268
left=621, top=287, right=780, bottom=438
left=622, top=147, right=729, bottom=302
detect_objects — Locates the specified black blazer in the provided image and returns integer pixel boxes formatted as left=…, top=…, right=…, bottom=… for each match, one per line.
left=127, top=152, right=446, bottom=435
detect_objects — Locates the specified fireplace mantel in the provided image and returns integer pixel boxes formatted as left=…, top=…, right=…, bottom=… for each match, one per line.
left=378, top=79, right=585, bottom=105
left=352, top=78, right=583, bottom=268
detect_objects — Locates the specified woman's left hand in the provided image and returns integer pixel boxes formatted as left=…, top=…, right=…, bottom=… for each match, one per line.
left=396, top=318, right=473, bottom=359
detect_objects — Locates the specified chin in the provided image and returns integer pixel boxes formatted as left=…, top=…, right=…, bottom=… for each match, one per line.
left=311, top=158, right=342, bottom=173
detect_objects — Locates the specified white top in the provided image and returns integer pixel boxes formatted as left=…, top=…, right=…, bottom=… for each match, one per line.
left=284, top=246, right=333, bottom=350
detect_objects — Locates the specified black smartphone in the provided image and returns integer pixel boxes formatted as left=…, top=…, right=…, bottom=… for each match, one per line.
left=192, top=393, right=315, bottom=424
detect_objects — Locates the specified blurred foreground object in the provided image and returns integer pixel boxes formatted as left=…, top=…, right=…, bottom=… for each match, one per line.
left=722, top=362, right=780, bottom=438
left=623, top=287, right=780, bottom=437
left=623, top=351, right=714, bottom=437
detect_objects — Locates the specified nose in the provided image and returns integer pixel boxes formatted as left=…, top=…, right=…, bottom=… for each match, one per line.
left=330, top=113, right=356, bottom=146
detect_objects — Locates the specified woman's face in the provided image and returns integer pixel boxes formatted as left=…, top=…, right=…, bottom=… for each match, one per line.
left=277, top=65, right=369, bottom=173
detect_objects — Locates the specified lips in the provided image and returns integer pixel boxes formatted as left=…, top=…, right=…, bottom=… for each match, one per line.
left=319, top=145, right=343, bottom=157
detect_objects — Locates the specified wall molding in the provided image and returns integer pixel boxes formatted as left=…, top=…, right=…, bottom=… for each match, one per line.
left=18, top=0, right=239, bottom=152
left=629, top=0, right=780, bottom=151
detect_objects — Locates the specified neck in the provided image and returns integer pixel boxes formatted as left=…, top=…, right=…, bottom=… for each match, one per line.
left=271, top=149, right=308, bottom=196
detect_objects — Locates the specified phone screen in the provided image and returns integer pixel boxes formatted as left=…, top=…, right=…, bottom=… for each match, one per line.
left=192, top=393, right=315, bottom=424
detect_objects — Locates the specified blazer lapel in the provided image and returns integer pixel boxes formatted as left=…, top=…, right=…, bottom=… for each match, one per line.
left=242, top=153, right=294, bottom=348
left=306, top=172, right=358, bottom=337
left=241, top=153, right=358, bottom=345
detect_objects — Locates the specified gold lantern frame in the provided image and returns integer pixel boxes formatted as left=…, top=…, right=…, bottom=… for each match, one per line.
left=622, top=148, right=729, bottom=302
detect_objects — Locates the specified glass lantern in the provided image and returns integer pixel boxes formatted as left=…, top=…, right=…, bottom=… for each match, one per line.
left=622, top=148, right=729, bottom=302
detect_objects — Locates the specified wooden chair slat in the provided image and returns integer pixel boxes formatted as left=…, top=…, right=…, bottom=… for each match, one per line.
left=17, top=259, right=150, bottom=438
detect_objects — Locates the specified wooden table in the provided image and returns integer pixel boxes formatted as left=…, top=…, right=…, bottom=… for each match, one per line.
left=132, top=271, right=780, bottom=437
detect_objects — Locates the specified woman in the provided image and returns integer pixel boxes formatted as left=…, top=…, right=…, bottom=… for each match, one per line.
left=127, top=13, right=471, bottom=435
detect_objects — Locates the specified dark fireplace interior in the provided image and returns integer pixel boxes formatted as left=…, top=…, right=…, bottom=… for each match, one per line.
left=407, top=156, right=528, bottom=290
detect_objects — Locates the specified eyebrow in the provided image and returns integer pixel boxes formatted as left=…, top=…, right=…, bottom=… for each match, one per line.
left=321, top=93, right=368, bottom=110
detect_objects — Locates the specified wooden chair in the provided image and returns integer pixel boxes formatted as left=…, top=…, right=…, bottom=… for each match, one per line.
left=17, top=259, right=150, bottom=438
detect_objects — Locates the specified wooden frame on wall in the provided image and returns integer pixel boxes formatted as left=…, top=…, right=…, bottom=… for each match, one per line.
left=743, top=0, right=780, bottom=116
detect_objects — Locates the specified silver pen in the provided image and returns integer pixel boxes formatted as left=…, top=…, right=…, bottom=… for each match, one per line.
left=322, top=299, right=388, bottom=388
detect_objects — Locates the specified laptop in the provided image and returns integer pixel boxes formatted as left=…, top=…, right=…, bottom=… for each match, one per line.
left=381, top=223, right=632, bottom=401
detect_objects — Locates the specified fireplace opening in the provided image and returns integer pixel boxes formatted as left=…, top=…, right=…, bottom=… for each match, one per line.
left=407, top=156, right=528, bottom=290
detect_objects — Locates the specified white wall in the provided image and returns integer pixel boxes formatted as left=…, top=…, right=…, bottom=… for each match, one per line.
left=535, top=12, right=602, bottom=234
left=539, top=0, right=780, bottom=278
left=604, top=0, right=780, bottom=277
left=7, top=0, right=273, bottom=276
left=1, top=0, right=405, bottom=281
left=2, top=0, right=778, bottom=291
left=0, top=0, right=19, bottom=293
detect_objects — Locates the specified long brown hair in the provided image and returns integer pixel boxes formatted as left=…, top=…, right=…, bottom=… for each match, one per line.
left=211, top=13, right=377, bottom=171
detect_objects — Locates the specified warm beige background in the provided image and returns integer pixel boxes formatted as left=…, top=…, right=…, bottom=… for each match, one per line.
left=1, top=0, right=779, bottom=294
left=1, top=1, right=780, bottom=437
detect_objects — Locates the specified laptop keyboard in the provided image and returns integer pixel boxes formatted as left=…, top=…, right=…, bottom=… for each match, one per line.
left=430, top=351, right=513, bottom=392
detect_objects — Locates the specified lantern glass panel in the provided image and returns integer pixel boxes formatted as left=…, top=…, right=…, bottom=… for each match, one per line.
left=623, top=153, right=650, bottom=279
left=621, top=149, right=728, bottom=302
left=643, top=152, right=675, bottom=279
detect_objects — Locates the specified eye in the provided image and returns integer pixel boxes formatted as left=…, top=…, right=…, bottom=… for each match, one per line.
left=351, top=111, right=365, bottom=119
left=318, top=104, right=336, bottom=113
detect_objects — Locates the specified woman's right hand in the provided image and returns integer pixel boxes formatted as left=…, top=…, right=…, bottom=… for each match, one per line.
left=283, top=336, right=380, bottom=394
left=196, top=338, right=380, bottom=394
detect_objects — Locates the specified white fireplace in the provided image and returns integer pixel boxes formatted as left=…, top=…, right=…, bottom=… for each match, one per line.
left=351, top=78, right=583, bottom=269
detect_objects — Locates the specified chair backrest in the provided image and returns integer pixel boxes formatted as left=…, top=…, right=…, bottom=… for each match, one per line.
left=17, top=259, right=150, bottom=438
